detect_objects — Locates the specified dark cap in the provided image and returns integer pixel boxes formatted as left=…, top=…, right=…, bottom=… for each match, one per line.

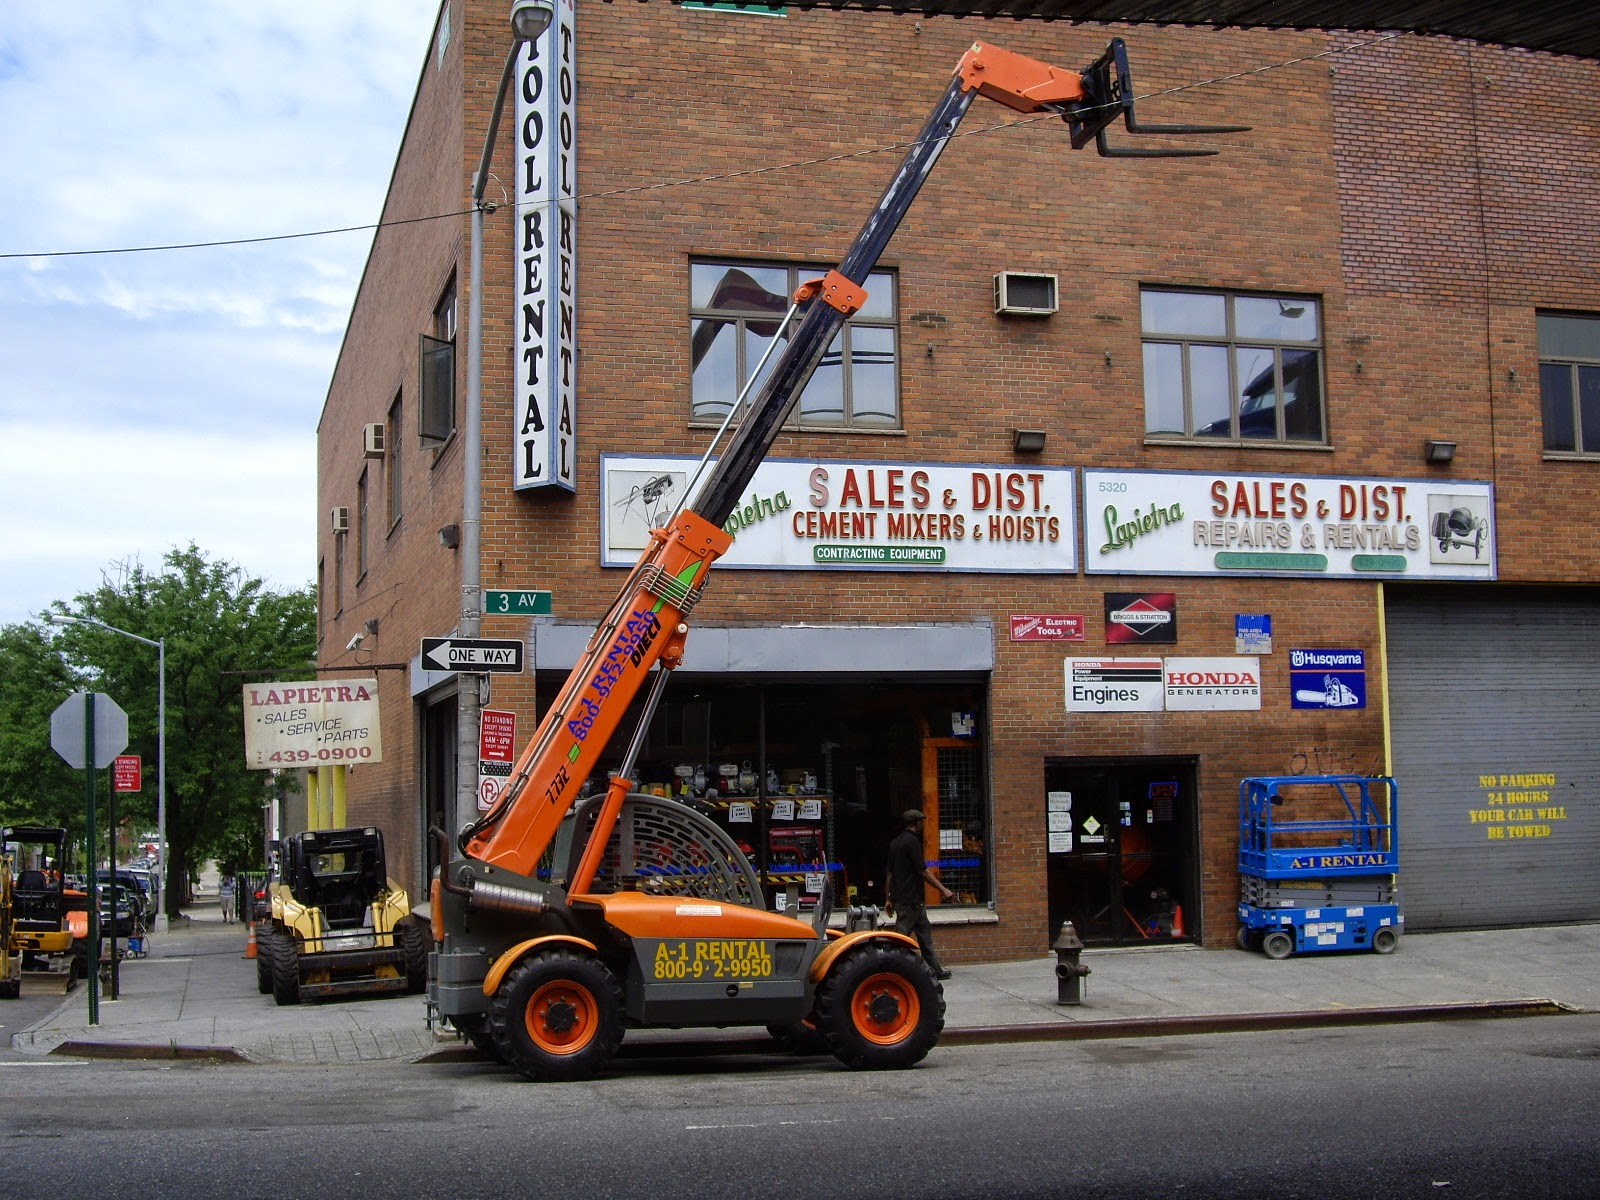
left=901, top=808, right=925, bottom=824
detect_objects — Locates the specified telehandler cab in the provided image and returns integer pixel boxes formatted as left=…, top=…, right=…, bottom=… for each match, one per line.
left=428, top=33, right=1244, bottom=1081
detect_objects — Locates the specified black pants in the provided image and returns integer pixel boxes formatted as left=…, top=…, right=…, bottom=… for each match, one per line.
left=893, top=902, right=944, bottom=973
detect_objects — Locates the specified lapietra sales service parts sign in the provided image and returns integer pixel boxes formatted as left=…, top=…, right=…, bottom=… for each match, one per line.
left=1083, top=469, right=1495, bottom=580
left=242, top=679, right=382, bottom=769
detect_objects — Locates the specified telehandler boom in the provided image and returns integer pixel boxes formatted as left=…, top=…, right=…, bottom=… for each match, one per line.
left=429, top=36, right=1244, bottom=1081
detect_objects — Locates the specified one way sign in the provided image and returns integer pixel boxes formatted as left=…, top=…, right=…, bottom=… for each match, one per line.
left=421, top=636, right=525, bottom=674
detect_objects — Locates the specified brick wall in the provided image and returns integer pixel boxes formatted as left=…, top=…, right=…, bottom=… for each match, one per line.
left=320, top=3, right=1600, bottom=955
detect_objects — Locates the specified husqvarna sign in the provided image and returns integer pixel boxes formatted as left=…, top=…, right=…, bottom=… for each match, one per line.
left=513, top=1, right=577, bottom=492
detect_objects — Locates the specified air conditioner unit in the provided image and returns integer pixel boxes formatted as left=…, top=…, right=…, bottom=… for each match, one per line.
left=994, top=271, right=1059, bottom=316
left=362, top=422, right=386, bottom=459
left=330, top=506, right=350, bottom=534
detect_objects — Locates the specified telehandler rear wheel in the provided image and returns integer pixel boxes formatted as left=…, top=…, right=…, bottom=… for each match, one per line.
left=817, top=943, right=944, bottom=1070
left=489, top=949, right=624, bottom=1082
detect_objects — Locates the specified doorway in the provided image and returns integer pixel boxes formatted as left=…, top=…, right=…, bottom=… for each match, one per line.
left=1044, top=756, right=1199, bottom=946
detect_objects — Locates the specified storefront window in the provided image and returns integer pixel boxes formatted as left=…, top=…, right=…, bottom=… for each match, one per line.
left=543, top=676, right=990, bottom=912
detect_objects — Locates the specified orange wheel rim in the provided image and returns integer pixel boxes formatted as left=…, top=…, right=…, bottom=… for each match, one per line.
left=525, top=980, right=599, bottom=1055
left=851, top=971, right=920, bottom=1045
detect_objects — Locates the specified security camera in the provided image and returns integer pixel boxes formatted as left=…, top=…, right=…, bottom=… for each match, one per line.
left=346, top=632, right=365, bottom=652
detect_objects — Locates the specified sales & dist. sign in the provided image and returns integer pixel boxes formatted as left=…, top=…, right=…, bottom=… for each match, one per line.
left=601, top=454, right=1076, bottom=573
left=241, top=678, right=382, bottom=769
left=1083, top=469, right=1495, bottom=580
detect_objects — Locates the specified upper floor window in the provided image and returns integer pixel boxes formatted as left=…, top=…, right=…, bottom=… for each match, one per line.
left=1538, top=312, right=1600, bottom=456
left=386, top=391, right=404, bottom=528
left=1142, top=288, right=1325, bottom=444
left=690, top=260, right=899, bottom=430
left=355, top=467, right=369, bottom=582
left=682, top=2, right=785, bottom=12
left=419, top=276, right=458, bottom=446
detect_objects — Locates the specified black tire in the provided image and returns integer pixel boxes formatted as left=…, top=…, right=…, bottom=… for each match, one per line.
left=397, top=920, right=429, bottom=994
left=1371, top=926, right=1400, bottom=955
left=255, top=927, right=273, bottom=995
left=270, top=927, right=303, bottom=1006
left=0, top=973, right=19, bottom=1000
left=767, top=1018, right=829, bottom=1056
left=488, top=949, right=624, bottom=1082
left=1261, top=930, right=1295, bottom=960
left=817, top=943, right=944, bottom=1070
left=1236, top=926, right=1259, bottom=952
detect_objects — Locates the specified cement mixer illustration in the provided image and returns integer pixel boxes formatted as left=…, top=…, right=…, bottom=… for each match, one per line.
left=1432, top=505, right=1488, bottom=558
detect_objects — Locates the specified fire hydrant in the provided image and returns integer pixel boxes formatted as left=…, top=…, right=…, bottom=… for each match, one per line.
left=1052, top=921, right=1091, bottom=1005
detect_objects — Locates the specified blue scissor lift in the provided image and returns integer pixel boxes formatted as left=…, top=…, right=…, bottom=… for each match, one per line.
left=1237, top=775, right=1402, bottom=959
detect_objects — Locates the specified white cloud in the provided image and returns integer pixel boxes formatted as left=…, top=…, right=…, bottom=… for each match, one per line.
left=0, top=0, right=442, bottom=624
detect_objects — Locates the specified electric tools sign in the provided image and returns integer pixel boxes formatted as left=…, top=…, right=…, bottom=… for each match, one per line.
left=599, top=454, right=1077, bottom=573
left=1066, top=658, right=1262, bottom=712
left=1083, top=469, right=1496, bottom=580
left=513, top=5, right=577, bottom=492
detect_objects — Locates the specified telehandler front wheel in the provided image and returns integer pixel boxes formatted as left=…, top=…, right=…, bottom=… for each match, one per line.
left=489, top=949, right=624, bottom=1082
left=817, top=943, right=944, bottom=1070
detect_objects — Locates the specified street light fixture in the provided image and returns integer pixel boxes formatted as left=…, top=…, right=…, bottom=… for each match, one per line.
left=48, top=613, right=168, bottom=934
left=455, top=0, right=556, bottom=836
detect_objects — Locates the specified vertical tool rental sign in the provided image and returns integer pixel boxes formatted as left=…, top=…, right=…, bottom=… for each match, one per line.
left=514, top=0, right=577, bottom=492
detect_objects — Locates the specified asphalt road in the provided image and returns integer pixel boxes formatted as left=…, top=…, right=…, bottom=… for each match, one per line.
left=1, top=1013, right=1595, bottom=1199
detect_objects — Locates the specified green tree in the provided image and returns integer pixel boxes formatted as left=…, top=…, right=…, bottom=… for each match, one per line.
left=0, top=622, right=86, bottom=839
left=46, top=545, right=315, bottom=919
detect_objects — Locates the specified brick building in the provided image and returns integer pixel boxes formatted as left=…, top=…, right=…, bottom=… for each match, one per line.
left=316, top=1, right=1600, bottom=961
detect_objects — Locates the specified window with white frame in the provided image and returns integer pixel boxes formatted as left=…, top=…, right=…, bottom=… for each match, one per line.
left=1539, top=312, right=1600, bottom=456
left=690, top=260, right=899, bottom=430
left=1142, top=288, right=1325, bottom=444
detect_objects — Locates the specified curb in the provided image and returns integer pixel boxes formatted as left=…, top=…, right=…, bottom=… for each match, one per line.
left=936, top=998, right=1572, bottom=1046
left=49, top=1040, right=251, bottom=1063
left=35, top=998, right=1574, bottom=1067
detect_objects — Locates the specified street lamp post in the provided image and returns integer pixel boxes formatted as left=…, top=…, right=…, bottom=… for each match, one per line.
left=49, top=613, right=168, bottom=934
left=455, top=0, right=556, bottom=836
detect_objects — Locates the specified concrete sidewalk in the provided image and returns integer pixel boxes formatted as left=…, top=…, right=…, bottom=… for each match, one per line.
left=11, top=905, right=1598, bottom=1066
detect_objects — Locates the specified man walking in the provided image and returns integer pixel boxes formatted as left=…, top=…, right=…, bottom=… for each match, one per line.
left=884, top=809, right=954, bottom=980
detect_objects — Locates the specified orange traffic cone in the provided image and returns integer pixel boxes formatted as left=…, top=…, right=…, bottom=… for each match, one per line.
left=1171, top=904, right=1185, bottom=938
left=244, top=921, right=258, bottom=959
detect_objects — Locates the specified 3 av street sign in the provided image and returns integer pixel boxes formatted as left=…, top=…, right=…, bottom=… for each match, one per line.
left=484, top=589, right=552, bottom=616
left=421, top=636, right=525, bottom=674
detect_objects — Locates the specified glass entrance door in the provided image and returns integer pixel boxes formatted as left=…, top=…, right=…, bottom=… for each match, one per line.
left=1044, top=757, right=1198, bottom=946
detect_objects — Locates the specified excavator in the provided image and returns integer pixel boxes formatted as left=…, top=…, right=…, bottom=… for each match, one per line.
left=428, top=35, right=1244, bottom=1080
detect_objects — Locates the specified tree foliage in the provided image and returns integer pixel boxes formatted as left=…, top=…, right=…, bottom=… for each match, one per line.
left=0, top=623, right=86, bottom=836
left=41, top=545, right=315, bottom=918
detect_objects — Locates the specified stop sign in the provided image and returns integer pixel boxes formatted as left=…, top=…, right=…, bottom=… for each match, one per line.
left=50, top=692, right=129, bottom=770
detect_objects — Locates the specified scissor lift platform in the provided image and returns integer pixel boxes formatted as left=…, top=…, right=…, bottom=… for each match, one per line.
left=1237, top=775, right=1402, bottom=959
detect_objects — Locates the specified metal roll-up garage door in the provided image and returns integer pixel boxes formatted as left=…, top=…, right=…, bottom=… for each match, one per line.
left=1386, top=585, right=1600, bottom=930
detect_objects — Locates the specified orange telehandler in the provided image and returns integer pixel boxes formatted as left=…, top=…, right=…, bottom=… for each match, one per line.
left=427, top=36, right=1244, bottom=1080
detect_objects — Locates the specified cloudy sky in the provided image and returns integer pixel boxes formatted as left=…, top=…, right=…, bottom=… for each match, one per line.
left=0, top=2, right=443, bottom=625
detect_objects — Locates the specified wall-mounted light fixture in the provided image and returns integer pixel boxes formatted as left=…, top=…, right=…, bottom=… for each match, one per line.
left=439, top=523, right=461, bottom=549
left=1013, top=429, right=1048, bottom=454
left=1424, top=439, right=1457, bottom=464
